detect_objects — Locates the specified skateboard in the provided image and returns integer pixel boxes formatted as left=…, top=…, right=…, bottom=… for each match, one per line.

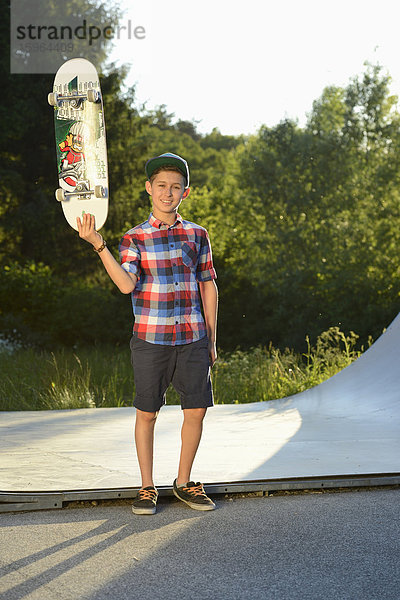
left=48, top=58, right=108, bottom=231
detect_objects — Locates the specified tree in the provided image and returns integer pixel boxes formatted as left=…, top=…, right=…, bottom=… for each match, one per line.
left=215, top=64, right=400, bottom=350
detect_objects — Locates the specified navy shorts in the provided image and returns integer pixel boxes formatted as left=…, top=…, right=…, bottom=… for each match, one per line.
left=130, top=335, right=214, bottom=412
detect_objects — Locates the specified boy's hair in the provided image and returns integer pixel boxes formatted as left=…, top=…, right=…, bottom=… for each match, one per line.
left=149, top=165, right=186, bottom=185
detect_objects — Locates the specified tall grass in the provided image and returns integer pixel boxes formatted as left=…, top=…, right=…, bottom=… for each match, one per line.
left=0, top=346, right=135, bottom=411
left=211, top=327, right=371, bottom=404
left=0, top=327, right=371, bottom=411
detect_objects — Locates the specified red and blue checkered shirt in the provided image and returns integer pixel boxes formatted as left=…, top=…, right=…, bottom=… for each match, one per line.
left=119, top=213, right=217, bottom=345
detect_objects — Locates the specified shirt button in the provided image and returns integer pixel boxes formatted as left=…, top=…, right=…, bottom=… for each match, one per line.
left=175, top=282, right=178, bottom=286
left=175, top=321, right=179, bottom=324
left=170, top=244, right=174, bottom=248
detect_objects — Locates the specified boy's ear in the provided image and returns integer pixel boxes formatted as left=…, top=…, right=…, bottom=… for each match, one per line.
left=145, top=180, right=152, bottom=195
left=182, top=187, right=190, bottom=199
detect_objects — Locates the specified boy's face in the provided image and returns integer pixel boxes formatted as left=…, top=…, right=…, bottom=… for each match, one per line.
left=145, top=170, right=189, bottom=223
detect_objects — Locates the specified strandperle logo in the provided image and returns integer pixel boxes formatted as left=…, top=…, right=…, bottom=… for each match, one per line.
left=15, top=19, right=146, bottom=46
left=10, top=0, right=148, bottom=75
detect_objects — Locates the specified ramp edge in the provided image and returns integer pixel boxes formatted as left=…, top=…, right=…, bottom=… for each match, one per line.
left=1, top=473, right=399, bottom=513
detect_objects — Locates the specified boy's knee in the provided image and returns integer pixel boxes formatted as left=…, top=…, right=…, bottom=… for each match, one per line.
left=183, top=407, right=207, bottom=422
left=136, top=409, right=158, bottom=424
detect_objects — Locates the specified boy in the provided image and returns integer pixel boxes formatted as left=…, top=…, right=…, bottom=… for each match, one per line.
left=77, top=152, right=218, bottom=515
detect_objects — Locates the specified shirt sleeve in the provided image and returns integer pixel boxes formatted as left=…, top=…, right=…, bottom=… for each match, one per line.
left=119, top=233, right=141, bottom=278
left=196, top=229, right=217, bottom=282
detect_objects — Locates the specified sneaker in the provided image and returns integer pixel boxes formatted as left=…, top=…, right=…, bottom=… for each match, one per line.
left=173, top=479, right=215, bottom=511
left=132, top=486, right=158, bottom=515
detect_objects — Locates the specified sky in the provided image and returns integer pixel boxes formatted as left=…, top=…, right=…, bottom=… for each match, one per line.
left=108, top=0, right=400, bottom=136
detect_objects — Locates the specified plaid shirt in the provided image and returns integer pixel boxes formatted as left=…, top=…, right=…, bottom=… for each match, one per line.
left=119, top=213, right=217, bottom=345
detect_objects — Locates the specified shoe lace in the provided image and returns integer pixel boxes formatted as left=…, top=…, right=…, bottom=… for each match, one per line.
left=183, top=482, right=206, bottom=497
left=138, top=487, right=157, bottom=500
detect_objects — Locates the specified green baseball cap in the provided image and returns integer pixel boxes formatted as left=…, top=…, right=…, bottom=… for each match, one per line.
left=145, top=152, right=190, bottom=188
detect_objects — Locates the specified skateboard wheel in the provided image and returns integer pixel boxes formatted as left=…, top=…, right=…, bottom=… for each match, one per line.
left=48, top=92, right=59, bottom=107
left=94, top=185, right=106, bottom=198
left=55, top=188, right=66, bottom=202
left=87, top=89, right=99, bottom=103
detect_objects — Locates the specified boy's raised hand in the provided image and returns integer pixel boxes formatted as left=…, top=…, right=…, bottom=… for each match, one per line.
left=76, top=212, right=103, bottom=248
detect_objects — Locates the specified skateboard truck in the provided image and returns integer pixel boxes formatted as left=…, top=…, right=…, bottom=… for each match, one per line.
left=55, top=185, right=107, bottom=202
left=48, top=89, right=100, bottom=108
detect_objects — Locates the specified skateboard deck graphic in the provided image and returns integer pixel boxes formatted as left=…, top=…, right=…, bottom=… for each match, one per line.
left=48, top=58, right=108, bottom=231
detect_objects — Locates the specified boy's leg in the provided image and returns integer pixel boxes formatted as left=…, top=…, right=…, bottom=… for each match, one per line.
left=171, top=337, right=213, bottom=484
left=176, top=407, right=207, bottom=485
left=170, top=337, right=215, bottom=509
left=135, top=409, right=158, bottom=488
left=173, top=406, right=215, bottom=510
left=130, top=335, right=174, bottom=488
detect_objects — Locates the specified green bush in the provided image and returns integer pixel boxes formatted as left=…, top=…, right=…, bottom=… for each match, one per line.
left=0, top=262, right=132, bottom=347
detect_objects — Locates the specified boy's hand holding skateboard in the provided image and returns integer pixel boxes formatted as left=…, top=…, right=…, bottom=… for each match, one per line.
left=77, top=212, right=136, bottom=293
left=77, top=213, right=103, bottom=249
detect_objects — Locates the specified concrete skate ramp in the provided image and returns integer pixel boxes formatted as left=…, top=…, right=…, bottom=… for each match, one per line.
left=1, top=313, right=399, bottom=509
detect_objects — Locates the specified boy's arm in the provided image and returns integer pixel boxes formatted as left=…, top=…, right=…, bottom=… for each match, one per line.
left=77, top=213, right=137, bottom=294
left=199, top=279, right=218, bottom=366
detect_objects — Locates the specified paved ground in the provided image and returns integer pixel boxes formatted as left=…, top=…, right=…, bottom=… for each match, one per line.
left=0, top=488, right=399, bottom=600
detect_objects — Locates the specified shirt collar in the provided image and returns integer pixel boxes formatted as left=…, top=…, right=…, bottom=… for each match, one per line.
left=149, top=212, right=183, bottom=229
